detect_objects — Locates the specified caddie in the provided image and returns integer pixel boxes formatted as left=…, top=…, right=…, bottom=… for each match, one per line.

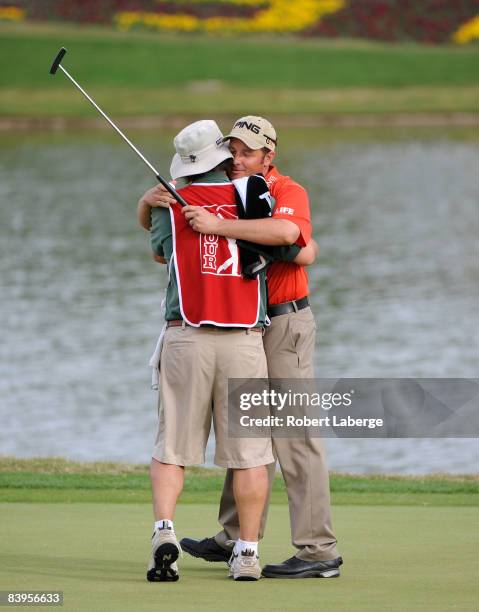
left=139, top=116, right=343, bottom=579
left=146, top=120, right=274, bottom=583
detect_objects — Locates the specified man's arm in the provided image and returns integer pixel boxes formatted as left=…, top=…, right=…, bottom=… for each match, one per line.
left=270, top=180, right=311, bottom=248
left=139, top=180, right=304, bottom=245
left=271, top=239, right=318, bottom=266
left=183, top=206, right=299, bottom=246
left=150, top=207, right=173, bottom=263
left=137, top=184, right=177, bottom=230
left=138, top=198, right=151, bottom=230
left=293, top=239, right=319, bottom=266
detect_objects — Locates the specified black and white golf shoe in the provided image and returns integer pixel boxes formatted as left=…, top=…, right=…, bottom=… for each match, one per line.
left=146, top=527, right=181, bottom=582
left=179, top=536, right=232, bottom=563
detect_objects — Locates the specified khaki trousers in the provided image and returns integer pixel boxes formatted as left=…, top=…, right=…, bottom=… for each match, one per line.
left=215, top=307, right=339, bottom=561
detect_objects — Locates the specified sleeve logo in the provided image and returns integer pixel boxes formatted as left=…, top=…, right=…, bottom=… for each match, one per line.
left=276, top=206, right=294, bottom=216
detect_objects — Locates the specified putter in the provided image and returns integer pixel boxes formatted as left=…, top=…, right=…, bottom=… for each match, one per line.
left=49, top=47, right=187, bottom=206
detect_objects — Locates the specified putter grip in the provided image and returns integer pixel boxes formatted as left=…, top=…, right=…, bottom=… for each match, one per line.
left=50, top=47, right=67, bottom=74
left=156, top=174, right=188, bottom=207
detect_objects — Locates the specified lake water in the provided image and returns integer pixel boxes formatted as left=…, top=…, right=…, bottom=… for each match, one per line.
left=1, top=125, right=478, bottom=474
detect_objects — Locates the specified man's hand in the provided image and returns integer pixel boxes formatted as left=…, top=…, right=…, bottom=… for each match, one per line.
left=183, top=205, right=221, bottom=234
left=153, top=252, right=167, bottom=265
left=137, top=182, right=176, bottom=230
left=142, top=184, right=176, bottom=208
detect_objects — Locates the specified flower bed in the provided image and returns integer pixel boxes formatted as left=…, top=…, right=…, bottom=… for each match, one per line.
left=452, top=13, right=479, bottom=43
left=5, top=0, right=479, bottom=44
left=307, top=0, right=479, bottom=44
left=114, top=0, right=345, bottom=33
left=0, top=5, right=25, bottom=21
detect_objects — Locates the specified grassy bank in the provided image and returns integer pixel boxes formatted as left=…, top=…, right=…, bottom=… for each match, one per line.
left=1, top=22, right=478, bottom=118
left=1, top=457, right=478, bottom=506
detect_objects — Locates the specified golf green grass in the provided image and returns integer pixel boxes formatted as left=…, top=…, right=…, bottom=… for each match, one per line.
left=1, top=22, right=479, bottom=118
left=1, top=503, right=478, bottom=611
left=1, top=460, right=478, bottom=609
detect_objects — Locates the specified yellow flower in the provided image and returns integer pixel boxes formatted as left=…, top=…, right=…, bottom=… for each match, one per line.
left=0, top=6, right=25, bottom=21
left=452, top=15, right=479, bottom=45
left=115, top=0, right=345, bottom=34
left=114, top=11, right=141, bottom=30
left=163, top=0, right=268, bottom=4
left=254, top=0, right=344, bottom=32
left=115, top=11, right=198, bottom=31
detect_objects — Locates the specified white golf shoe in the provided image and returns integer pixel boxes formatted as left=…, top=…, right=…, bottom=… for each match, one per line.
left=146, top=527, right=181, bottom=582
left=229, top=549, right=262, bottom=581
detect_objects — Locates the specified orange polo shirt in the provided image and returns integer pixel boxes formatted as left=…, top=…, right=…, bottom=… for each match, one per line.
left=265, top=166, right=312, bottom=305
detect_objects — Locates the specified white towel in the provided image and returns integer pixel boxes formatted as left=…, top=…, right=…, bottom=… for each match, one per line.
left=149, top=323, right=166, bottom=391
left=149, top=290, right=168, bottom=390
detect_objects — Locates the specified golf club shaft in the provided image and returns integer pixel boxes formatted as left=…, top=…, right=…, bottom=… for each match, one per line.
left=57, top=64, right=188, bottom=206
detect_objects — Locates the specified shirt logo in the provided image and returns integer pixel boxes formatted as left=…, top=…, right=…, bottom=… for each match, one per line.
left=200, top=204, right=241, bottom=277
left=266, top=174, right=277, bottom=188
left=259, top=190, right=273, bottom=209
left=277, top=206, right=294, bottom=216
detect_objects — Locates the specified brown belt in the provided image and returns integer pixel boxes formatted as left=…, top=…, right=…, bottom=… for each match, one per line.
left=167, top=320, right=263, bottom=332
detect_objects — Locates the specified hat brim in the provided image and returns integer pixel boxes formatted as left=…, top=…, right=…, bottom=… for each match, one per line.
left=222, top=131, right=275, bottom=152
left=170, top=145, right=232, bottom=180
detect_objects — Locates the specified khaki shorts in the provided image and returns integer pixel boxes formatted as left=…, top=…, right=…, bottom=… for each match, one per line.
left=152, top=326, right=274, bottom=469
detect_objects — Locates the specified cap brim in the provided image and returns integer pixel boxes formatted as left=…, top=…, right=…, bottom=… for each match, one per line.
left=222, top=132, right=265, bottom=150
left=170, top=147, right=232, bottom=180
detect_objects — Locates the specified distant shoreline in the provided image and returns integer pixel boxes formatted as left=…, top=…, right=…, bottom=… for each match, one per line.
left=2, top=455, right=478, bottom=478
left=2, top=112, right=479, bottom=131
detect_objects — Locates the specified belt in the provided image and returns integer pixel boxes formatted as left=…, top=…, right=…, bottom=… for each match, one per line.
left=166, top=320, right=263, bottom=332
left=267, top=296, right=309, bottom=318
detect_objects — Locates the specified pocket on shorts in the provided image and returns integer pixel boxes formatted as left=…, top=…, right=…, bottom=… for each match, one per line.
left=227, top=333, right=267, bottom=378
left=161, top=335, right=196, bottom=386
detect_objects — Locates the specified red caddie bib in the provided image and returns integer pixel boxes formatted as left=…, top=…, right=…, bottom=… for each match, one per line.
left=169, top=182, right=260, bottom=327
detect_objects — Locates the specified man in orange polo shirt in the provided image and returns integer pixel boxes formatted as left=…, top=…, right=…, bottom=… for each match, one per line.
left=137, top=116, right=342, bottom=579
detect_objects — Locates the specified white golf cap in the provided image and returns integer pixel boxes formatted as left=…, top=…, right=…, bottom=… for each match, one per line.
left=170, top=120, right=233, bottom=180
left=223, top=115, right=277, bottom=152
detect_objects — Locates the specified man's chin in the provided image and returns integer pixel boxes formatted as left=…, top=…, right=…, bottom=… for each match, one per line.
left=230, top=171, right=247, bottom=179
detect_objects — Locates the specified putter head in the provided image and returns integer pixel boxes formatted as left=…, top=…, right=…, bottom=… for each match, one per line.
left=50, top=47, right=67, bottom=75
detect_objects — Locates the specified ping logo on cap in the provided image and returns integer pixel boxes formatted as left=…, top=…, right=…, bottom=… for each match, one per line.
left=234, top=120, right=261, bottom=135
left=227, top=116, right=277, bottom=151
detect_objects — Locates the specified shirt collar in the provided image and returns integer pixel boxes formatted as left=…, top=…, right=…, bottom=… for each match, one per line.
left=194, top=170, right=230, bottom=184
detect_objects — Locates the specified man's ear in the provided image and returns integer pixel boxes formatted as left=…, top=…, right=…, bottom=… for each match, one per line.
left=265, top=150, right=275, bottom=165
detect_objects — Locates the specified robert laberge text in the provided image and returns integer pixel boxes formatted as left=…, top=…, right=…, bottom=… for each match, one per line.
left=240, top=415, right=384, bottom=429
